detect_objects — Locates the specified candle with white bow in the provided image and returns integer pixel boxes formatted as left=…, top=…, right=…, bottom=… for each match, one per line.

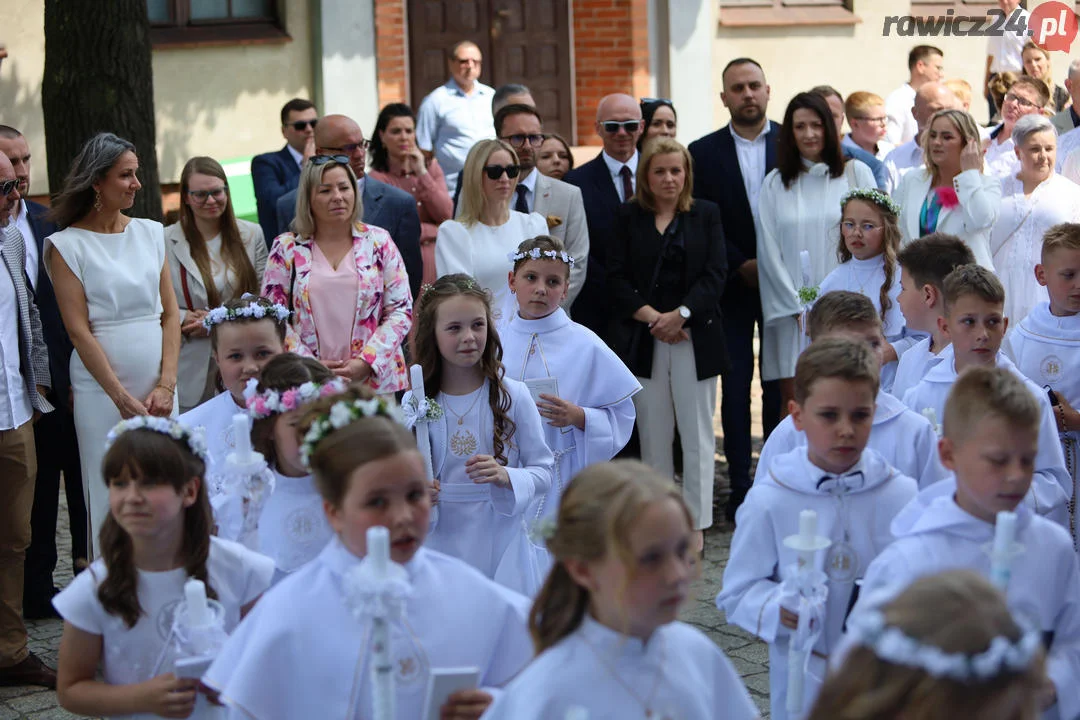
left=368, top=526, right=395, bottom=720
left=989, top=510, right=1018, bottom=592
left=782, top=509, right=832, bottom=715
left=410, top=364, right=435, bottom=481
left=222, top=412, right=271, bottom=549
left=172, top=579, right=229, bottom=718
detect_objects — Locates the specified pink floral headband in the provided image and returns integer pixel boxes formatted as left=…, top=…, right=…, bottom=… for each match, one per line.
left=243, top=377, right=349, bottom=420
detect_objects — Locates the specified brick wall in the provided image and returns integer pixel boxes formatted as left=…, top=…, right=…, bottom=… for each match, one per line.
left=374, top=0, right=408, bottom=105
left=571, top=0, right=651, bottom=146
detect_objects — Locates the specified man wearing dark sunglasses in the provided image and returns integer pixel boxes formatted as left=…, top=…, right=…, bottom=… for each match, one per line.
left=252, top=97, right=320, bottom=244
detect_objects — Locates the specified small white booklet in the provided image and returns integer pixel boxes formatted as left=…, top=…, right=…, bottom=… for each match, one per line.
left=423, top=666, right=481, bottom=720
left=524, top=376, right=559, bottom=405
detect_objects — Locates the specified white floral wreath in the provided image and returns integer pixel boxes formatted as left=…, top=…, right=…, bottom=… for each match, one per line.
left=507, top=247, right=576, bottom=267
left=243, top=377, right=349, bottom=420
left=105, top=416, right=209, bottom=464
left=401, top=394, right=443, bottom=428
left=202, top=299, right=291, bottom=331
left=300, top=396, right=403, bottom=468
left=846, top=609, right=1042, bottom=681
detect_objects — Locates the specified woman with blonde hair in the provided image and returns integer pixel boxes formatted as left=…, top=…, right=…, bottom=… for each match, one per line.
left=166, top=156, right=267, bottom=412
left=1022, top=41, right=1069, bottom=113
left=435, top=139, right=546, bottom=320
left=894, top=109, right=1001, bottom=268
left=260, top=156, right=412, bottom=393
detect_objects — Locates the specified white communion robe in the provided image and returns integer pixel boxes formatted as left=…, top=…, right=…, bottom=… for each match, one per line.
left=1004, top=303, right=1080, bottom=549
left=205, top=538, right=533, bottom=720
left=848, top=489, right=1080, bottom=720
left=717, top=447, right=917, bottom=720
left=756, top=160, right=877, bottom=380
left=480, top=615, right=758, bottom=720
left=404, top=377, right=554, bottom=596
left=256, top=467, right=334, bottom=584
left=52, top=537, right=274, bottom=720
left=888, top=336, right=945, bottom=402
left=754, top=389, right=946, bottom=490
left=992, top=174, right=1080, bottom=325
left=901, top=345, right=1072, bottom=525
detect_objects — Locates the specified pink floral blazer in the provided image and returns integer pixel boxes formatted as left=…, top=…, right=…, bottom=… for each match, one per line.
left=261, top=223, right=413, bottom=393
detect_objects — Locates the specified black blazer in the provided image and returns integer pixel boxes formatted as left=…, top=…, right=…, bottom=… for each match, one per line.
left=26, top=200, right=72, bottom=396
left=687, top=122, right=780, bottom=303
left=605, top=200, right=730, bottom=381
left=251, top=145, right=302, bottom=245
left=563, top=152, right=625, bottom=336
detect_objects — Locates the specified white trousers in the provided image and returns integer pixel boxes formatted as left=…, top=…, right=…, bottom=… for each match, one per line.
left=632, top=336, right=718, bottom=529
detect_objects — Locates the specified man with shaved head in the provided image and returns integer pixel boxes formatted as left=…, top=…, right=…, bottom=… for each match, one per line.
left=416, top=40, right=496, bottom=195
left=275, top=114, right=423, bottom=298
left=563, top=93, right=643, bottom=335
left=883, top=81, right=958, bottom=192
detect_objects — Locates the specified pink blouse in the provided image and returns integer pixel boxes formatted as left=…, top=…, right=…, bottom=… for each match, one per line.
left=307, top=243, right=360, bottom=363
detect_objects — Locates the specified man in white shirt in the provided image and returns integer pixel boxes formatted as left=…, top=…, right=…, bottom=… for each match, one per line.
left=984, top=0, right=1029, bottom=120
left=416, top=41, right=496, bottom=196
left=883, top=82, right=959, bottom=192
left=0, top=151, right=54, bottom=688
left=884, top=45, right=944, bottom=146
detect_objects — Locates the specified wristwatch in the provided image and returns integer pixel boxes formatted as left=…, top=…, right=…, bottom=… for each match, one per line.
left=678, top=305, right=691, bottom=320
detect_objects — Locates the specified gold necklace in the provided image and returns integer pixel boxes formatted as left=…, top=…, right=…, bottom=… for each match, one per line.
left=443, top=385, right=484, bottom=457
left=580, top=627, right=669, bottom=718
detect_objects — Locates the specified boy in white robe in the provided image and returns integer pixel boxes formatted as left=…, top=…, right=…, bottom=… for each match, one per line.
left=890, top=233, right=976, bottom=400
left=718, top=338, right=918, bottom=720
left=756, top=291, right=945, bottom=489
left=1004, top=223, right=1080, bottom=549
left=850, top=366, right=1080, bottom=720
left=902, top=265, right=1071, bottom=525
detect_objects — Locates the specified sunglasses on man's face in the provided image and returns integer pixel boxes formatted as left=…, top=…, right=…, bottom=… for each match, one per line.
left=287, top=119, right=319, bottom=131
left=602, top=120, right=641, bottom=135
left=0, top=179, right=17, bottom=197
left=310, top=155, right=350, bottom=166
left=483, top=164, right=521, bottom=180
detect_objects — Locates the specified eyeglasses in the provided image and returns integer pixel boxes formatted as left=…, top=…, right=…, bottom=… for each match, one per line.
left=1004, top=92, right=1038, bottom=109
left=286, top=119, right=318, bottom=131
left=601, top=120, right=642, bottom=135
left=323, top=140, right=370, bottom=154
left=501, top=134, right=544, bottom=148
left=310, top=155, right=350, bottom=166
left=855, top=116, right=888, bottom=126
left=0, top=179, right=17, bottom=197
left=188, top=187, right=227, bottom=203
left=483, top=164, right=521, bottom=180
left=841, top=221, right=883, bottom=234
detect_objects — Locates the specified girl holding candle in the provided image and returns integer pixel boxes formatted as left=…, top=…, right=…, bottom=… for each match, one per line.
left=204, top=385, right=533, bottom=720
left=52, top=418, right=274, bottom=719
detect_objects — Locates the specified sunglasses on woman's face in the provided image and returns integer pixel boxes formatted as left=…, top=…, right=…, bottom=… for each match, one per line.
left=483, top=164, right=521, bottom=180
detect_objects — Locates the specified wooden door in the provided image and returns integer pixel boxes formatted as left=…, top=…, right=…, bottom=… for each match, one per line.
left=407, top=0, right=575, bottom=141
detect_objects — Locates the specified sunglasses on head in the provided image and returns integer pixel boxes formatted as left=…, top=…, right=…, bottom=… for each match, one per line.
left=602, top=120, right=641, bottom=134
left=310, top=155, right=350, bottom=166
left=287, top=119, right=318, bottom=131
left=483, top=164, right=521, bottom=180
left=0, top=179, right=17, bottom=197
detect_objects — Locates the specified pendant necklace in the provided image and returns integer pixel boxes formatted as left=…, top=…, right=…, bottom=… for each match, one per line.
left=580, top=630, right=670, bottom=719
left=444, top=384, right=484, bottom=457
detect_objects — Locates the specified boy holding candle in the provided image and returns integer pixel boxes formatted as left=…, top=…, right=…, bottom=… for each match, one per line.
left=848, top=366, right=1080, bottom=720
left=901, top=264, right=1071, bottom=525
left=755, top=291, right=946, bottom=488
left=717, top=338, right=918, bottom=719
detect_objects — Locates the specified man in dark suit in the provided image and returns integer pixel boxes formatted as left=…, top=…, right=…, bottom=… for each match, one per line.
left=688, top=58, right=781, bottom=523
left=563, top=93, right=643, bottom=337
left=252, top=98, right=318, bottom=245
left=274, top=114, right=424, bottom=300
left=0, top=126, right=87, bottom=618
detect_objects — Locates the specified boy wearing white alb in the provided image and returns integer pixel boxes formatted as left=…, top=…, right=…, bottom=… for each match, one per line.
left=850, top=366, right=1080, bottom=720
left=755, top=291, right=945, bottom=489
left=718, top=338, right=918, bottom=720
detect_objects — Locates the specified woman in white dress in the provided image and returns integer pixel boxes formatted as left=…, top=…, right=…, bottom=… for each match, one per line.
left=992, top=114, right=1080, bottom=325
left=166, top=156, right=267, bottom=412
left=757, top=92, right=875, bottom=410
left=436, top=139, right=546, bottom=322
left=45, top=133, right=181, bottom=558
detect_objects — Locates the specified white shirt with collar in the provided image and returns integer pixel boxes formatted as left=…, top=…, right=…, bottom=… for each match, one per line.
left=987, top=6, right=1029, bottom=73
left=601, top=150, right=639, bottom=203
left=12, top=200, right=36, bottom=291
left=884, top=83, right=917, bottom=146
left=516, top=167, right=539, bottom=212
left=731, top=120, right=771, bottom=224
left=0, top=224, right=33, bottom=430
left=286, top=144, right=304, bottom=170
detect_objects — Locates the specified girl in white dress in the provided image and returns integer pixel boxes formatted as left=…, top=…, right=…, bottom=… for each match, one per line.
left=204, top=386, right=533, bottom=720
left=482, top=461, right=759, bottom=720
left=246, top=353, right=344, bottom=584
left=45, top=133, right=183, bottom=558
left=812, top=571, right=1046, bottom=720
left=52, top=417, right=274, bottom=720
left=404, top=273, right=555, bottom=596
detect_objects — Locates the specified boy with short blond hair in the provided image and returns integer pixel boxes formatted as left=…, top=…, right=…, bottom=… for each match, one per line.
left=719, top=338, right=918, bottom=719
left=891, top=233, right=976, bottom=400
left=851, top=366, right=1080, bottom=720
left=1004, top=222, right=1080, bottom=548
left=755, top=291, right=945, bottom=488
left=903, top=264, right=1071, bottom=525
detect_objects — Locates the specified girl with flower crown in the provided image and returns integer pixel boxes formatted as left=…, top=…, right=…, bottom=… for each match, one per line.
left=204, top=385, right=533, bottom=720
left=53, top=417, right=274, bottom=720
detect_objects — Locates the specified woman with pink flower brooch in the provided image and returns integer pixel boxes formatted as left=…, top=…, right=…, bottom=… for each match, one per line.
left=894, top=109, right=1000, bottom=270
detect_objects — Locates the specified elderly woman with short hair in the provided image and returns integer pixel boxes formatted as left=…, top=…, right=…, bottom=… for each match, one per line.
left=992, top=114, right=1080, bottom=324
